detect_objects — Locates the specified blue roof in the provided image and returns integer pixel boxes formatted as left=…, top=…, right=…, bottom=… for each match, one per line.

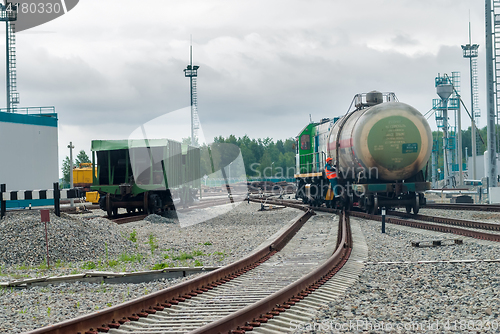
left=0, top=111, right=58, bottom=127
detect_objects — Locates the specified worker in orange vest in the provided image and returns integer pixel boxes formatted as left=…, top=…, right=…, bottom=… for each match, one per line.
left=325, top=157, right=338, bottom=196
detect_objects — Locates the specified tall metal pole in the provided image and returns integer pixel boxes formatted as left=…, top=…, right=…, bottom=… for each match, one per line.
left=432, top=144, right=437, bottom=188
left=443, top=105, right=449, bottom=186
left=485, top=0, right=498, bottom=186
left=471, top=54, right=477, bottom=181
left=190, top=44, right=194, bottom=147
left=5, top=9, right=10, bottom=113
left=68, top=142, right=74, bottom=207
left=458, top=100, right=463, bottom=185
left=465, top=146, right=469, bottom=177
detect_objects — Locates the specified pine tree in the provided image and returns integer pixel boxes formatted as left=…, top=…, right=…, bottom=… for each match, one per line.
left=75, top=150, right=91, bottom=166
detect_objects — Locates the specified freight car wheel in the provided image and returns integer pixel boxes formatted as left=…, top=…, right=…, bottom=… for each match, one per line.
left=413, top=195, right=420, bottom=214
left=149, top=194, right=162, bottom=214
left=405, top=205, right=412, bottom=214
left=106, top=194, right=116, bottom=218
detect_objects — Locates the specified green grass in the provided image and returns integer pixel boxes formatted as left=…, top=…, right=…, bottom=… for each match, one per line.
left=119, top=253, right=143, bottom=263
left=172, top=252, right=193, bottom=261
left=10, top=273, right=30, bottom=279
left=203, top=241, right=212, bottom=246
left=151, top=262, right=174, bottom=270
left=146, top=234, right=158, bottom=255
left=194, top=260, right=203, bottom=267
left=54, top=259, right=69, bottom=269
left=128, top=230, right=137, bottom=243
left=107, top=260, right=119, bottom=267
left=81, top=261, right=97, bottom=270
left=192, top=249, right=206, bottom=256
left=16, top=263, right=28, bottom=270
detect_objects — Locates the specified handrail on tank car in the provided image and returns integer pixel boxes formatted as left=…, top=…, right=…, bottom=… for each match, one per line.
left=299, top=151, right=326, bottom=174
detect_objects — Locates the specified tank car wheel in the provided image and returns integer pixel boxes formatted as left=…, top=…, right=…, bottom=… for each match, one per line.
left=112, top=208, right=118, bottom=216
left=413, top=195, right=420, bottom=214
left=405, top=206, right=412, bottom=214
left=127, top=208, right=135, bottom=214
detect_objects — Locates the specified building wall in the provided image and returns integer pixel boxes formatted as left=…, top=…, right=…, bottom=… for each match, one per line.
left=0, top=111, right=58, bottom=191
left=467, top=154, right=500, bottom=181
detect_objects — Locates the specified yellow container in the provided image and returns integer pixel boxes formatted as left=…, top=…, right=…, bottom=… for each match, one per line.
left=73, top=163, right=95, bottom=186
left=86, top=191, right=100, bottom=204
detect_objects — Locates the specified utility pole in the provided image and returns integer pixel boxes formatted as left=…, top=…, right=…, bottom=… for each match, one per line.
left=68, top=142, right=74, bottom=207
left=485, top=0, right=498, bottom=187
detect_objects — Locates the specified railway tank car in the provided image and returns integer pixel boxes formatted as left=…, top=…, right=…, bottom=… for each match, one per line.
left=295, top=91, right=432, bottom=214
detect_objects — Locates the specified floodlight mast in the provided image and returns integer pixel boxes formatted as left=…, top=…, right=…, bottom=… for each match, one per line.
left=184, top=40, right=200, bottom=147
left=461, top=22, right=480, bottom=181
left=0, top=1, right=20, bottom=113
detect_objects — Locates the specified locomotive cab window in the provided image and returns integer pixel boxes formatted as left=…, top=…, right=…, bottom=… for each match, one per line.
left=300, top=134, right=310, bottom=150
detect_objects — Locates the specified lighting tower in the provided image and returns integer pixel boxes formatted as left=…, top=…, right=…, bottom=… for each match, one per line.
left=183, top=43, right=200, bottom=147
left=462, top=24, right=480, bottom=180
left=0, top=1, right=19, bottom=113
left=485, top=0, right=497, bottom=187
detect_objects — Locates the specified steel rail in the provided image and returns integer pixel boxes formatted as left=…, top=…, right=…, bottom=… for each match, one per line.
left=190, top=204, right=352, bottom=334
left=424, top=203, right=500, bottom=212
left=26, top=204, right=314, bottom=334
left=387, top=210, right=500, bottom=231
left=349, top=211, right=500, bottom=242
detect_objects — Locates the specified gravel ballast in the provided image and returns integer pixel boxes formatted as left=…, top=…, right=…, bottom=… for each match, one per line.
left=0, top=202, right=301, bottom=333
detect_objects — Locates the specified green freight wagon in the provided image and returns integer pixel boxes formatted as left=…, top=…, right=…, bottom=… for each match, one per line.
left=90, top=138, right=200, bottom=217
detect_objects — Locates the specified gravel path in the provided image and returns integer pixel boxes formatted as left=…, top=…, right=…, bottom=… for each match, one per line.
left=0, top=202, right=301, bottom=333
left=297, top=213, right=500, bottom=333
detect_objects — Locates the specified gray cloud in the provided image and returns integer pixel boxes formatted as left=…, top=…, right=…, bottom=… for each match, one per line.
left=0, top=0, right=486, bottom=171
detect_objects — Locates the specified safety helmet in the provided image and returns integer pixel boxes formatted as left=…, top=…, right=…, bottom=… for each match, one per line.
left=326, top=157, right=333, bottom=163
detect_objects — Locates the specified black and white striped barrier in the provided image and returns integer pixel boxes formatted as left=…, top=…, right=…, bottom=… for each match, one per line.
left=0, top=182, right=83, bottom=218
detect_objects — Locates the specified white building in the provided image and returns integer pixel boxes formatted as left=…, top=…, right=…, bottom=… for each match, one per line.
left=0, top=109, right=58, bottom=207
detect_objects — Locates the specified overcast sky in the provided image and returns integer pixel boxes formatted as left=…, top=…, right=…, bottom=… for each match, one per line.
left=1, top=0, right=490, bottom=175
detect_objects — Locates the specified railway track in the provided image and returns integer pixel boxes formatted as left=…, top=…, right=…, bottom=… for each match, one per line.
left=35, top=195, right=500, bottom=334
left=250, top=197, right=500, bottom=243
left=110, top=210, right=341, bottom=333
left=29, top=198, right=353, bottom=334
left=346, top=208, right=500, bottom=243
left=424, top=202, right=500, bottom=212
left=387, top=210, right=500, bottom=232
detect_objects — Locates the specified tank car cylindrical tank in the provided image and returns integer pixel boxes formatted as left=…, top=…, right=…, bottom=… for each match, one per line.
left=327, top=100, right=432, bottom=181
